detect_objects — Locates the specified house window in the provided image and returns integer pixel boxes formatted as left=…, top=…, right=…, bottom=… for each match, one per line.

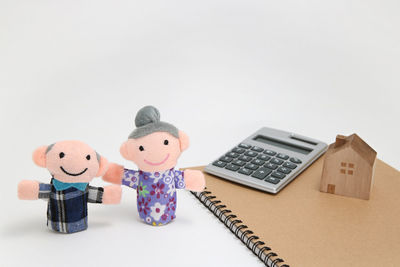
left=340, top=162, right=355, bottom=175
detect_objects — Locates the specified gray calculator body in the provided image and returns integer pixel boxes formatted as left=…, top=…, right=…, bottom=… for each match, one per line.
left=204, top=127, right=328, bottom=194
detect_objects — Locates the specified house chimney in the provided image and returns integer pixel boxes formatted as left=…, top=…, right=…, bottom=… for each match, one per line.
left=334, top=135, right=347, bottom=148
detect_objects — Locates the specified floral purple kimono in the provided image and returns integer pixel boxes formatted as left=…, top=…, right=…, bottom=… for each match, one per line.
left=122, top=168, right=185, bottom=226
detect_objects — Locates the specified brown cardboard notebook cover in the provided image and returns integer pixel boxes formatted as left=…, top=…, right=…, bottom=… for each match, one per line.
left=188, top=157, right=400, bottom=266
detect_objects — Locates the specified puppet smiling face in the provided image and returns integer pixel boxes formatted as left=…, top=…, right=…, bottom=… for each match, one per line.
left=119, top=105, right=189, bottom=173
left=120, top=132, right=184, bottom=172
left=33, top=140, right=107, bottom=183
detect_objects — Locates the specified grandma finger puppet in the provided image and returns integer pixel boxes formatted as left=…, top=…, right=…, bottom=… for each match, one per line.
left=103, top=106, right=205, bottom=226
left=18, top=140, right=122, bottom=233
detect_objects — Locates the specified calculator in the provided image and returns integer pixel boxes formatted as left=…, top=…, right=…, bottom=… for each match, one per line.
left=204, top=127, right=328, bottom=194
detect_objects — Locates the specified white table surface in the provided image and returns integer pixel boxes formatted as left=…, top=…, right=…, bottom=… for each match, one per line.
left=0, top=0, right=399, bottom=266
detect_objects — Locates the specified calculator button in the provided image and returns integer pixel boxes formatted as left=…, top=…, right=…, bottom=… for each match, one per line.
left=244, top=163, right=259, bottom=170
left=271, top=171, right=286, bottom=179
left=213, top=160, right=227, bottom=168
left=264, top=176, right=280, bottom=184
left=263, top=166, right=275, bottom=172
left=270, top=158, right=284, bottom=165
left=232, top=147, right=246, bottom=154
left=263, top=150, right=277, bottom=156
left=232, top=159, right=246, bottom=166
left=277, top=167, right=291, bottom=174
left=238, top=155, right=252, bottom=162
left=277, top=153, right=289, bottom=160
left=283, top=162, right=297, bottom=169
left=219, top=156, right=233, bottom=163
left=251, top=159, right=265, bottom=166
left=290, top=157, right=302, bottom=164
left=251, top=168, right=272, bottom=179
left=238, top=143, right=252, bottom=149
left=226, top=152, right=239, bottom=158
left=264, top=163, right=278, bottom=170
left=244, top=151, right=258, bottom=157
left=251, top=146, right=264, bottom=152
left=225, top=164, right=240, bottom=171
left=238, top=168, right=253, bottom=176
left=257, top=154, right=271, bottom=161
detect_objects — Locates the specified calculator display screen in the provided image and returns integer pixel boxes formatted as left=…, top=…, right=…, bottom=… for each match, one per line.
left=253, top=135, right=312, bottom=155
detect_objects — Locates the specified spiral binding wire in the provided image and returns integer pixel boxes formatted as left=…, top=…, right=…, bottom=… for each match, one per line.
left=191, top=190, right=289, bottom=267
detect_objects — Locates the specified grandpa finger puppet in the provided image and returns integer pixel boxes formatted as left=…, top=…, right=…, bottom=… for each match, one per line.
left=18, top=140, right=122, bottom=233
left=103, top=106, right=206, bottom=226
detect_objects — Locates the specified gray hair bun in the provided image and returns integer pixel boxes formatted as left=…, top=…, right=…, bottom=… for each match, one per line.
left=135, top=106, right=161, bottom=127
left=129, top=105, right=179, bottom=139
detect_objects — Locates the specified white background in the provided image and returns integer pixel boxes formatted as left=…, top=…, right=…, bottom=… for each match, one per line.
left=0, top=0, right=399, bottom=266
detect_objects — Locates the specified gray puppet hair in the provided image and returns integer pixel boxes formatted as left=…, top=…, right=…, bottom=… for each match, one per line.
left=46, top=143, right=101, bottom=163
left=128, top=105, right=179, bottom=139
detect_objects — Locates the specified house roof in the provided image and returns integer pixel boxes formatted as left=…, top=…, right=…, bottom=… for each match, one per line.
left=328, top=133, right=377, bottom=166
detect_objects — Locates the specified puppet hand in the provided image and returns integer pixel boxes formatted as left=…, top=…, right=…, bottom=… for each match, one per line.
left=18, top=180, right=39, bottom=200
left=102, top=185, right=122, bottom=204
left=103, top=163, right=124, bottom=184
left=184, top=169, right=206, bottom=192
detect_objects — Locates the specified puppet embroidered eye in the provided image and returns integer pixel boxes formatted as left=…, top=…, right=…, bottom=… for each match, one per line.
left=164, top=140, right=169, bottom=145
left=139, top=146, right=144, bottom=151
left=59, top=152, right=65, bottom=158
left=86, top=155, right=91, bottom=160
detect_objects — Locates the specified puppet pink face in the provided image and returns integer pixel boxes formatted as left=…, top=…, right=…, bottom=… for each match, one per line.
left=120, top=131, right=189, bottom=172
left=33, top=140, right=108, bottom=183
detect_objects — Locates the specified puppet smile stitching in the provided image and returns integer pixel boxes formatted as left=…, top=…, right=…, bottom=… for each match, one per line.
left=144, top=154, right=170, bottom=166
left=60, top=166, right=88, bottom=176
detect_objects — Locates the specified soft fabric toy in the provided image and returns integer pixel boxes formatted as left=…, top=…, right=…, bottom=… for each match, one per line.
left=18, top=140, right=122, bottom=233
left=103, top=106, right=206, bottom=226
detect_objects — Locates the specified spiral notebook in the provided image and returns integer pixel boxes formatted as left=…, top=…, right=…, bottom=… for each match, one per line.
left=186, top=156, right=400, bottom=266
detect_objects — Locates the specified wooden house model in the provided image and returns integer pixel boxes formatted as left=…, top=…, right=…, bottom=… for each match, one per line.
left=320, top=134, right=377, bottom=200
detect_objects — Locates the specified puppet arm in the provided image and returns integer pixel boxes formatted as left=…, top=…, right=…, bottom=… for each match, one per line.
left=87, top=185, right=104, bottom=203
left=183, top=169, right=206, bottom=192
left=103, top=185, right=122, bottom=204
left=18, top=180, right=51, bottom=200
left=103, top=163, right=140, bottom=190
left=121, top=169, right=139, bottom=189
left=88, top=185, right=122, bottom=204
left=103, top=163, right=124, bottom=184
left=174, top=169, right=206, bottom=192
